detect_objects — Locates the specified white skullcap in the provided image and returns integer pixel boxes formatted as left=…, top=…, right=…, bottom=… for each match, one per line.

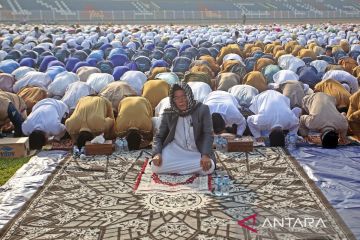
left=223, top=53, right=242, bottom=62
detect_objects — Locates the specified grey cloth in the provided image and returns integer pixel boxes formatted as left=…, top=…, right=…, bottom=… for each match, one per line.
left=152, top=103, right=215, bottom=162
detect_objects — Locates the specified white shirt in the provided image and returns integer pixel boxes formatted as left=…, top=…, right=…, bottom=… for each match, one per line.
left=322, top=70, right=359, bottom=94
left=86, top=73, right=114, bottom=93
left=203, top=91, right=246, bottom=136
left=228, top=85, right=259, bottom=108
left=273, top=70, right=299, bottom=85
left=22, top=98, right=69, bottom=138
left=310, top=60, right=329, bottom=74
left=13, top=71, right=52, bottom=93
left=120, top=71, right=147, bottom=95
left=188, top=82, right=212, bottom=103
left=155, top=97, right=170, bottom=117
left=61, top=81, right=96, bottom=111
left=248, top=90, right=299, bottom=138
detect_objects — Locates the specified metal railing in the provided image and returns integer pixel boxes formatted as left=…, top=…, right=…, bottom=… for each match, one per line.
left=0, top=9, right=359, bottom=24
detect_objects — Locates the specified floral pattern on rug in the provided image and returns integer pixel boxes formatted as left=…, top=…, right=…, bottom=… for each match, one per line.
left=0, top=148, right=355, bottom=240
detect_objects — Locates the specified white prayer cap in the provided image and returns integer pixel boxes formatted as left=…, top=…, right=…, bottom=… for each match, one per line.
left=223, top=53, right=242, bottom=62
left=122, top=37, right=130, bottom=45
left=183, top=39, right=192, bottom=46
left=67, top=39, right=77, bottom=48
left=75, top=36, right=85, bottom=44
left=154, top=36, right=161, bottom=44
left=297, top=38, right=306, bottom=46
left=13, top=43, right=23, bottom=50
left=98, top=36, right=109, bottom=45
left=60, top=43, right=68, bottom=49
left=350, top=44, right=360, bottom=52
left=0, top=50, right=8, bottom=61
left=173, top=41, right=181, bottom=49
left=110, top=40, right=122, bottom=48
left=310, top=60, right=329, bottom=74
left=81, top=41, right=91, bottom=50
left=1, top=39, right=11, bottom=48
left=126, top=41, right=136, bottom=50
left=20, top=44, right=32, bottom=51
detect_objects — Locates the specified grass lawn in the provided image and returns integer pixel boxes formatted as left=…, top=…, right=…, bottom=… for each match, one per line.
left=0, top=156, right=32, bottom=186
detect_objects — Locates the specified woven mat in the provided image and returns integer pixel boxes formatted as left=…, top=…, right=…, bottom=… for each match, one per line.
left=304, top=135, right=359, bottom=146
left=0, top=148, right=355, bottom=240
left=134, top=158, right=212, bottom=194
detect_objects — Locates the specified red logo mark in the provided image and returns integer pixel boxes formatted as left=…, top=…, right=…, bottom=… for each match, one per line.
left=237, top=214, right=257, bottom=233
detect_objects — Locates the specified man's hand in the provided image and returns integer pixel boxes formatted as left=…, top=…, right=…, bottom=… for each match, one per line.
left=200, top=155, right=212, bottom=172
left=339, top=136, right=350, bottom=145
left=152, top=153, right=162, bottom=167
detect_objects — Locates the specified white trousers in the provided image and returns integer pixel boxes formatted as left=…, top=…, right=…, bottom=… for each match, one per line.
left=151, top=141, right=215, bottom=175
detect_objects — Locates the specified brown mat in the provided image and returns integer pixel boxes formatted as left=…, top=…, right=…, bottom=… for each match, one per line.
left=43, top=138, right=73, bottom=151
left=0, top=148, right=355, bottom=239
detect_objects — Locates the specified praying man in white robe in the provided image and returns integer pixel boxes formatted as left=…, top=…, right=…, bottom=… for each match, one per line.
left=247, top=90, right=300, bottom=144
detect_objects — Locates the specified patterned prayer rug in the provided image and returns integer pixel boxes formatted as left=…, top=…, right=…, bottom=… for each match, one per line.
left=0, top=148, right=355, bottom=239
left=134, top=158, right=212, bottom=194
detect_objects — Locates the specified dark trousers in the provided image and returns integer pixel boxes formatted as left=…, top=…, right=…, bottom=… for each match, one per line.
left=7, top=102, right=25, bottom=137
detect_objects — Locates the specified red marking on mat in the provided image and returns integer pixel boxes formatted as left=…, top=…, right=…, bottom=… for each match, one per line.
left=133, top=158, right=148, bottom=191
left=238, top=214, right=258, bottom=233
left=152, top=173, right=199, bottom=186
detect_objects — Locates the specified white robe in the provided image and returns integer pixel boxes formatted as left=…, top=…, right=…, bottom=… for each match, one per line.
left=188, top=81, right=212, bottom=103
left=120, top=71, right=147, bottom=95
left=22, top=98, right=69, bottom=140
left=228, top=85, right=259, bottom=108
left=247, top=90, right=299, bottom=138
left=322, top=70, right=359, bottom=94
left=203, top=91, right=246, bottom=136
left=61, top=82, right=95, bottom=111
left=151, top=116, right=215, bottom=175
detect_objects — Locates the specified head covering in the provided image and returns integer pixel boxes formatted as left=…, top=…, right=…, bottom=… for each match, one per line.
left=110, top=54, right=129, bottom=67
left=72, top=61, right=91, bottom=73
left=97, top=60, right=114, bottom=74
left=151, top=59, right=168, bottom=69
left=19, top=58, right=36, bottom=68
left=112, top=66, right=130, bottom=80
left=39, top=55, right=57, bottom=72
left=76, top=66, right=101, bottom=82
left=0, top=73, right=15, bottom=92
left=0, top=60, right=20, bottom=74
left=86, top=57, right=98, bottom=67
left=65, top=57, right=80, bottom=72
left=169, top=82, right=198, bottom=117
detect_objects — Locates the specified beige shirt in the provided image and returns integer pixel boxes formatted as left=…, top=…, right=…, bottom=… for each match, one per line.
left=0, top=90, right=27, bottom=126
left=65, top=96, right=114, bottom=140
left=99, top=81, right=137, bottom=111
left=142, top=80, right=169, bottom=110
left=300, top=92, right=348, bottom=138
left=314, top=79, right=351, bottom=109
left=280, top=80, right=305, bottom=109
left=115, top=96, right=153, bottom=137
left=347, top=90, right=360, bottom=136
left=18, top=86, right=48, bottom=114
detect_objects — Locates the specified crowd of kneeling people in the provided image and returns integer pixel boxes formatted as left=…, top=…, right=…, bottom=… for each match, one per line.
left=0, top=23, right=360, bottom=175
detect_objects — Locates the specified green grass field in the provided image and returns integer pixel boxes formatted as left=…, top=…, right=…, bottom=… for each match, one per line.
left=0, top=157, right=32, bottom=186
